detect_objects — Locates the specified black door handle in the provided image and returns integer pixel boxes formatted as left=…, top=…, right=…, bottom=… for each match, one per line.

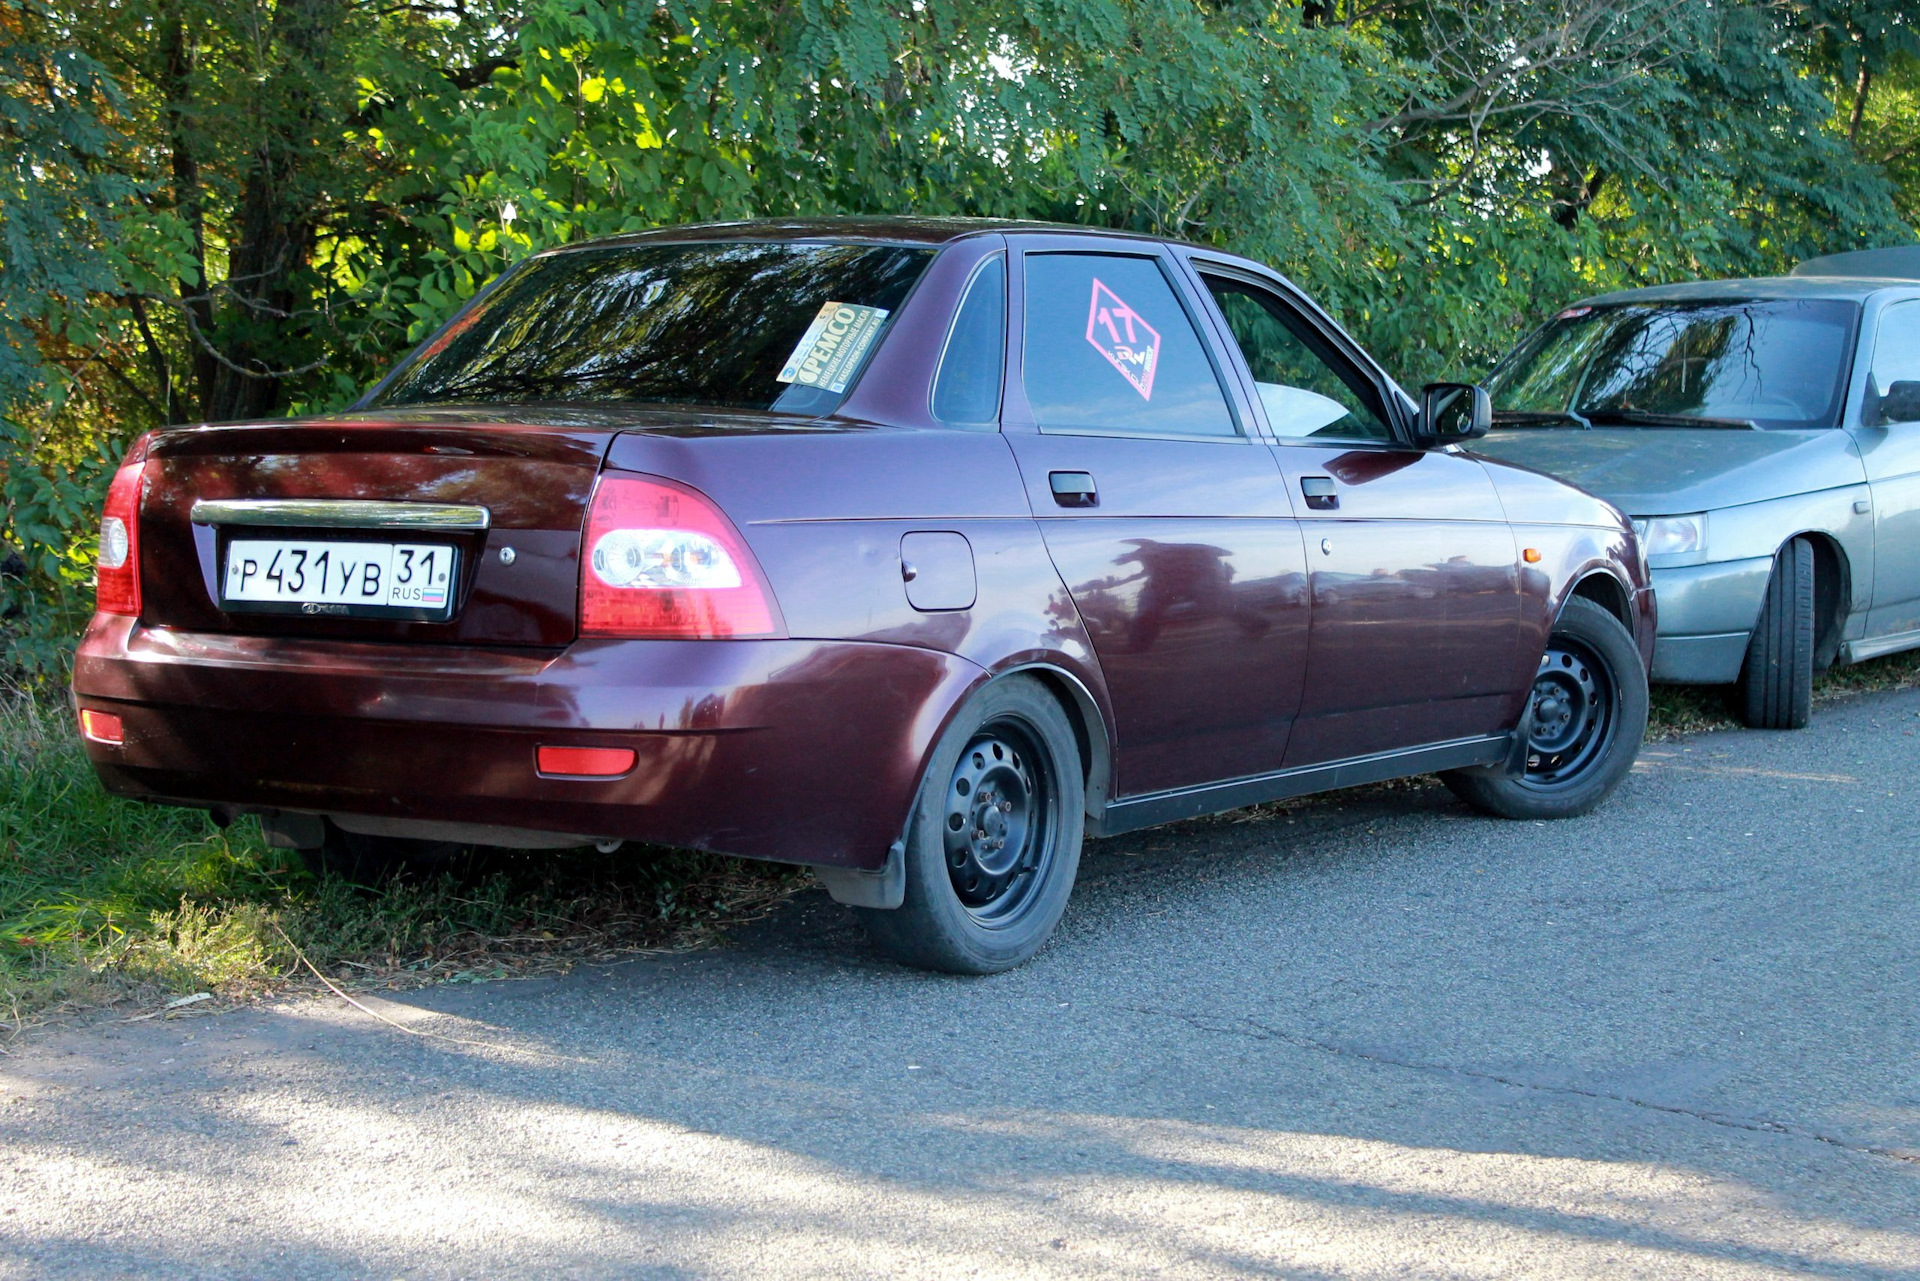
left=1300, top=476, right=1338, bottom=510
left=1049, top=471, right=1098, bottom=508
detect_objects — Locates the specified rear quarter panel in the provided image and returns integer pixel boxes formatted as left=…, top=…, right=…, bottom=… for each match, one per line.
left=606, top=427, right=1115, bottom=806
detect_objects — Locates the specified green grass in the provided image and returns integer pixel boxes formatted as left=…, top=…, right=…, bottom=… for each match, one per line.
left=1646, top=647, right=1920, bottom=740
left=0, top=695, right=803, bottom=1036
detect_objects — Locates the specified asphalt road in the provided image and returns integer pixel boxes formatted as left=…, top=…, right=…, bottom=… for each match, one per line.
left=4, top=690, right=1920, bottom=1279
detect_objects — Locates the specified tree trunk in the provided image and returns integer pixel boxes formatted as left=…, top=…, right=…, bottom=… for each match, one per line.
left=1848, top=64, right=1872, bottom=146
left=200, top=0, right=349, bottom=422
left=158, top=7, right=211, bottom=423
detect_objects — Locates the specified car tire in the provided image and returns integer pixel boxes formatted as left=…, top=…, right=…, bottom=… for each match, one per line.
left=299, top=822, right=463, bottom=885
left=853, top=676, right=1085, bottom=975
left=1443, top=596, right=1648, bottom=821
left=1736, top=537, right=1814, bottom=730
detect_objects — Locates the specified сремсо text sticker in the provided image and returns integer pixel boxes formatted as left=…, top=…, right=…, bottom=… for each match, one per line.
left=778, top=302, right=891, bottom=394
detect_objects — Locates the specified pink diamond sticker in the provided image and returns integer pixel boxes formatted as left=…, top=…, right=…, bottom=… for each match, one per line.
left=1085, top=278, right=1160, bottom=400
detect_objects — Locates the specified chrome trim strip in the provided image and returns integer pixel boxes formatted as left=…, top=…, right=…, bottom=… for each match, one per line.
left=190, top=499, right=491, bottom=531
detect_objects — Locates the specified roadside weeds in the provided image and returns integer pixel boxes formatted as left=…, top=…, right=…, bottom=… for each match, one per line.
left=0, top=694, right=804, bottom=1044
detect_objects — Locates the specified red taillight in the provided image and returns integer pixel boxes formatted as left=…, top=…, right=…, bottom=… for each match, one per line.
left=536, top=745, right=637, bottom=777
left=579, top=474, right=782, bottom=639
left=79, top=709, right=124, bottom=745
left=96, top=434, right=153, bottom=617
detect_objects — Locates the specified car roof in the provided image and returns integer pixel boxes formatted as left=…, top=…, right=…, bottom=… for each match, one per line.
left=1572, top=275, right=1919, bottom=307
left=539, top=216, right=1209, bottom=253
left=1791, top=245, right=1920, bottom=280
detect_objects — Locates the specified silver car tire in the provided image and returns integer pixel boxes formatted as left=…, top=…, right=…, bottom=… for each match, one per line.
left=1737, top=537, right=1814, bottom=731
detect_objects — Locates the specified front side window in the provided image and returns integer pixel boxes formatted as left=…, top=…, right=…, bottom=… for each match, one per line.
left=371, top=241, right=935, bottom=415
left=1021, top=253, right=1236, bottom=437
left=1488, top=299, right=1859, bottom=431
left=1203, top=277, right=1393, bottom=441
left=1871, top=300, right=1920, bottom=393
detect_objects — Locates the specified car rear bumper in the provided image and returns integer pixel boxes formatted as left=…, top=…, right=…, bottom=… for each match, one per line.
left=71, top=615, right=985, bottom=870
left=1647, top=556, right=1772, bottom=684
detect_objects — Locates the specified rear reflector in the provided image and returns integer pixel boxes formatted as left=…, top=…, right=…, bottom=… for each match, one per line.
left=536, top=745, right=637, bottom=777
left=79, top=709, right=124, bottom=745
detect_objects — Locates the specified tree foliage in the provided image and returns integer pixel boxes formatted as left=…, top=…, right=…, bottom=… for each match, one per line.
left=2, top=0, right=1915, bottom=677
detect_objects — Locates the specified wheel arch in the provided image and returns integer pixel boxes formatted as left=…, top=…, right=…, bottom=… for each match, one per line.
left=1783, top=529, right=1851, bottom=670
left=1565, top=569, right=1633, bottom=630
left=998, top=661, right=1114, bottom=824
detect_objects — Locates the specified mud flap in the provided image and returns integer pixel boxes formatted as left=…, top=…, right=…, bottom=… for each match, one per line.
left=1501, top=699, right=1534, bottom=777
left=815, top=839, right=906, bottom=910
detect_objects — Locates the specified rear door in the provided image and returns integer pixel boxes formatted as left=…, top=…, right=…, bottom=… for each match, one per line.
left=1002, top=240, right=1310, bottom=798
left=1186, top=261, right=1523, bottom=767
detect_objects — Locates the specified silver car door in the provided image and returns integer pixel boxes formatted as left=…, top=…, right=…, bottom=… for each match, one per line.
left=1856, top=298, right=1920, bottom=642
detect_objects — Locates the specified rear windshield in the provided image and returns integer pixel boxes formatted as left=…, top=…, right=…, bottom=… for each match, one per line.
left=369, top=241, right=935, bottom=414
left=1487, top=298, right=1859, bottom=430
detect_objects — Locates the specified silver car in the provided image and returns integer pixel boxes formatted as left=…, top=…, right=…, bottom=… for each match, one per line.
left=1474, top=245, right=1920, bottom=728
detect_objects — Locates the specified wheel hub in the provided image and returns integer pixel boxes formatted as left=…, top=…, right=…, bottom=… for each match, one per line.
left=1524, top=640, right=1613, bottom=787
left=944, top=730, right=1047, bottom=914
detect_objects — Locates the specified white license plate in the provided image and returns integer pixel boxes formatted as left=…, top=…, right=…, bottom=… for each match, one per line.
left=221, top=538, right=457, bottom=618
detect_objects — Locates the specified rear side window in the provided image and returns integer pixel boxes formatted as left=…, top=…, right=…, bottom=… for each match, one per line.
left=371, top=241, right=935, bottom=415
left=931, top=255, right=1006, bottom=426
left=1021, top=253, right=1236, bottom=437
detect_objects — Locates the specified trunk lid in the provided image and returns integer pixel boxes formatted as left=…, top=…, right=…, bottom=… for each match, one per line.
left=137, top=413, right=619, bottom=647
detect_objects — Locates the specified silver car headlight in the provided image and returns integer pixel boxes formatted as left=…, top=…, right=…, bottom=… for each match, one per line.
left=1631, top=514, right=1708, bottom=561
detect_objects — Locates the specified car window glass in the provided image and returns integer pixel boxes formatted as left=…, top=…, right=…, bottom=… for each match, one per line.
left=1872, top=300, right=1920, bottom=392
left=1022, top=253, right=1236, bottom=437
left=1202, top=278, right=1392, bottom=441
left=1488, top=299, right=1858, bottom=430
left=371, top=241, right=934, bottom=415
left=931, top=255, right=1005, bottom=426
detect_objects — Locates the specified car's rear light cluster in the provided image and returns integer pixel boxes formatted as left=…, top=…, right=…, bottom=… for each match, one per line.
left=95, top=433, right=154, bottom=617
left=579, top=474, right=782, bottom=639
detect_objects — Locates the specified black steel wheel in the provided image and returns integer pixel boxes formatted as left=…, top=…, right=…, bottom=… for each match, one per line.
left=941, top=722, right=1058, bottom=926
left=1522, top=636, right=1616, bottom=790
left=1443, top=596, right=1648, bottom=820
left=854, top=676, right=1085, bottom=974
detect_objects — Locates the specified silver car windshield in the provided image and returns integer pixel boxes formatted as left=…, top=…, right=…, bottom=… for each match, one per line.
left=1488, top=299, right=1859, bottom=431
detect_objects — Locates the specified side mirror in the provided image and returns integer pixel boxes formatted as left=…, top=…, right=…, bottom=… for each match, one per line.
left=1879, top=379, right=1920, bottom=425
left=1417, top=382, right=1492, bottom=445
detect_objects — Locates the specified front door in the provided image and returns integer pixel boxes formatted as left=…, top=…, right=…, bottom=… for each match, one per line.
left=1189, top=266, right=1523, bottom=767
left=1004, top=246, right=1311, bottom=798
left=1857, top=298, right=1920, bottom=642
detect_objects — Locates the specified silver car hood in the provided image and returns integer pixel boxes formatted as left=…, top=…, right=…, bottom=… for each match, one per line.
left=1471, top=427, right=1861, bottom=516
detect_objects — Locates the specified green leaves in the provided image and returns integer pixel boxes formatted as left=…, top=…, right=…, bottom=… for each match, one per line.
left=3, top=0, right=1918, bottom=681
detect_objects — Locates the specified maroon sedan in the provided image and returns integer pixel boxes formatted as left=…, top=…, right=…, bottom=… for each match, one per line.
left=74, top=219, right=1654, bottom=972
